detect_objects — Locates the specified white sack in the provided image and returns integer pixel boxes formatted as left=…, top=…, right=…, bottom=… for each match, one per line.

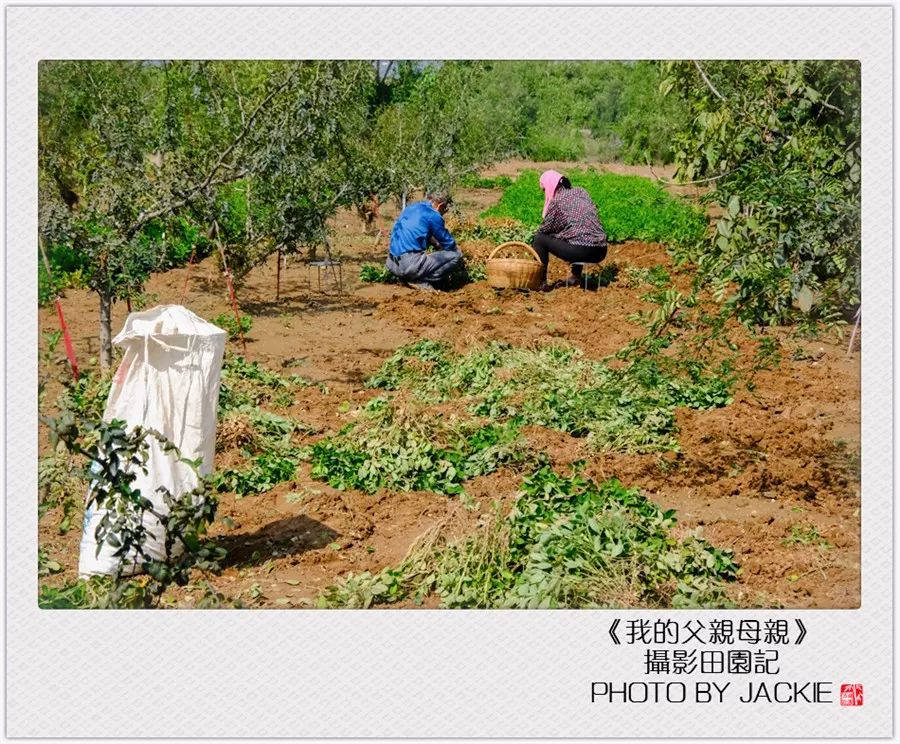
left=78, top=305, right=227, bottom=577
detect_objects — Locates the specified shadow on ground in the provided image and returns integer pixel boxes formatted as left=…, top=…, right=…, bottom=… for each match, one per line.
left=216, top=514, right=339, bottom=569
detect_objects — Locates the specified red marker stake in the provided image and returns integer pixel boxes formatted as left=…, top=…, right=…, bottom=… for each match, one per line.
left=39, top=237, right=79, bottom=381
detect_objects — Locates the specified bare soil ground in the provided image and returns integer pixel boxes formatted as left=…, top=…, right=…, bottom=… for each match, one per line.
left=38, top=162, right=861, bottom=609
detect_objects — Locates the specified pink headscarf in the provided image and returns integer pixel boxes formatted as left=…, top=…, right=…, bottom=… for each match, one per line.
left=539, top=170, right=565, bottom=217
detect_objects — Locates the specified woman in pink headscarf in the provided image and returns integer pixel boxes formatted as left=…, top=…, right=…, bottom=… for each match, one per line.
left=533, top=170, right=608, bottom=290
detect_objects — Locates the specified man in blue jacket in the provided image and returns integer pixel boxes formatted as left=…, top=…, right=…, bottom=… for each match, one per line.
left=385, top=191, right=461, bottom=291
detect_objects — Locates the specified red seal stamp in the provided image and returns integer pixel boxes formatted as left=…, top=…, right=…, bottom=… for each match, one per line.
left=840, top=684, right=863, bottom=706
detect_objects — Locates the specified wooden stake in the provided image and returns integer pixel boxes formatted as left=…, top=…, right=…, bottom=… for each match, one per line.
left=180, top=241, right=198, bottom=304
left=846, top=306, right=861, bottom=359
left=213, top=221, right=247, bottom=356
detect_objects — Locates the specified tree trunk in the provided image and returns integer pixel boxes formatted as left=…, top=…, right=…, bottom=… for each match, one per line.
left=245, top=178, right=253, bottom=243
left=401, top=188, right=408, bottom=211
left=99, top=291, right=113, bottom=373
left=276, top=245, right=282, bottom=300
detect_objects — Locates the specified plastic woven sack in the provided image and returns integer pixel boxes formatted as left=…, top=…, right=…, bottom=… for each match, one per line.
left=78, top=306, right=227, bottom=577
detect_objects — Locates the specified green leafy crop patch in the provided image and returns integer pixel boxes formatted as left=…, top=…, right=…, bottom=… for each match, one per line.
left=623, top=264, right=672, bottom=289
left=319, top=468, right=739, bottom=609
left=451, top=217, right=533, bottom=245
left=457, top=173, right=514, bottom=189
left=359, top=264, right=399, bottom=284
left=218, top=355, right=312, bottom=412
left=482, top=169, right=707, bottom=246
left=365, top=340, right=736, bottom=454
left=360, top=259, right=486, bottom=288
left=213, top=357, right=317, bottom=497
left=53, top=367, right=113, bottom=422
left=305, top=401, right=540, bottom=496
left=215, top=451, right=300, bottom=497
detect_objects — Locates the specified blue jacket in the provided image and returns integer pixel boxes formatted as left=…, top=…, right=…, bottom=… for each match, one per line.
left=389, top=201, right=458, bottom=258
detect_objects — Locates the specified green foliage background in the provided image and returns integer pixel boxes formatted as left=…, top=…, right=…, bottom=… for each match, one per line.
left=663, top=60, right=861, bottom=325
left=469, top=61, right=689, bottom=163
left=39, top=58, right=861, bottom=351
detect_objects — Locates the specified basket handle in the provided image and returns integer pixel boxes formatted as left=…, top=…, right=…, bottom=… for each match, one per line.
left=487, top=241, right=542, bottom=264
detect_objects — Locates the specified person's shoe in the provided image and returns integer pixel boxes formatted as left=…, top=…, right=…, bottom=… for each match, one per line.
left=407, top=281, right=437, bottom=292
left=563, top=274, right=582, bottom=288
left=538, top=282, right=555, bottom=292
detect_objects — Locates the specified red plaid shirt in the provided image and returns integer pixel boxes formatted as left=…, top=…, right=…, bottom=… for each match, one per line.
left=537, top=187, right=607, bottom=246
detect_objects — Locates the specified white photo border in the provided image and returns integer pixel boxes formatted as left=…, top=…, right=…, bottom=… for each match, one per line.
left=4, top=4, right=892, bottom=739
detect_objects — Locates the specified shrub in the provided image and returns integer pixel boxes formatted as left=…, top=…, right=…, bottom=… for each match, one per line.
left=521, top=129, right=585, bottom=162
left=213, top=313, right=253, bottom=340
left=38, top=243, right=90, bottom=305
left=55, top=367, right=112, bottom=422
left=41, top=413, right=225, bottom=608
left=664, top=60, right=860, bottom=325
left=38, top=453, right=83, bottom=534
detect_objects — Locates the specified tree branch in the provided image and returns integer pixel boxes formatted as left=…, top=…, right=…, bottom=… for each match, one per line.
left=375, top=60, right=395, bottom=85
left=648, top=163, right=740, bottom=186
left=128, top=64, right=300, bottom=236
left=129, top=171, right=248, bottom=231
left=693, top=60, right=726, bottom=102
left=819, top=99, right=846, bottom=116
left=231, top=67, right=247, bottom=126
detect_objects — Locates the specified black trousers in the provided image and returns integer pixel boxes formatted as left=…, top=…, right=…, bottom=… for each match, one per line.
left=532, top=232, right=607, bottom=275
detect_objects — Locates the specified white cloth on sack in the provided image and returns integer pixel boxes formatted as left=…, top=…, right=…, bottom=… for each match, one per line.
left=78, top=305, right=226, bottom=577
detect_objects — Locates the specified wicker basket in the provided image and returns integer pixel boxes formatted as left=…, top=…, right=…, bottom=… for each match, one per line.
left=485, top=241, right=544, bottom=290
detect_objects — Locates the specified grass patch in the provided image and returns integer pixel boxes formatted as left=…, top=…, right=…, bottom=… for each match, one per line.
left=319, top=468, right=739, bottom=609
left=782, top=523, right=832, bottom=549
left=457, top=173, right=514, bottom=189
left=482, top=169, right=707, bottom=245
